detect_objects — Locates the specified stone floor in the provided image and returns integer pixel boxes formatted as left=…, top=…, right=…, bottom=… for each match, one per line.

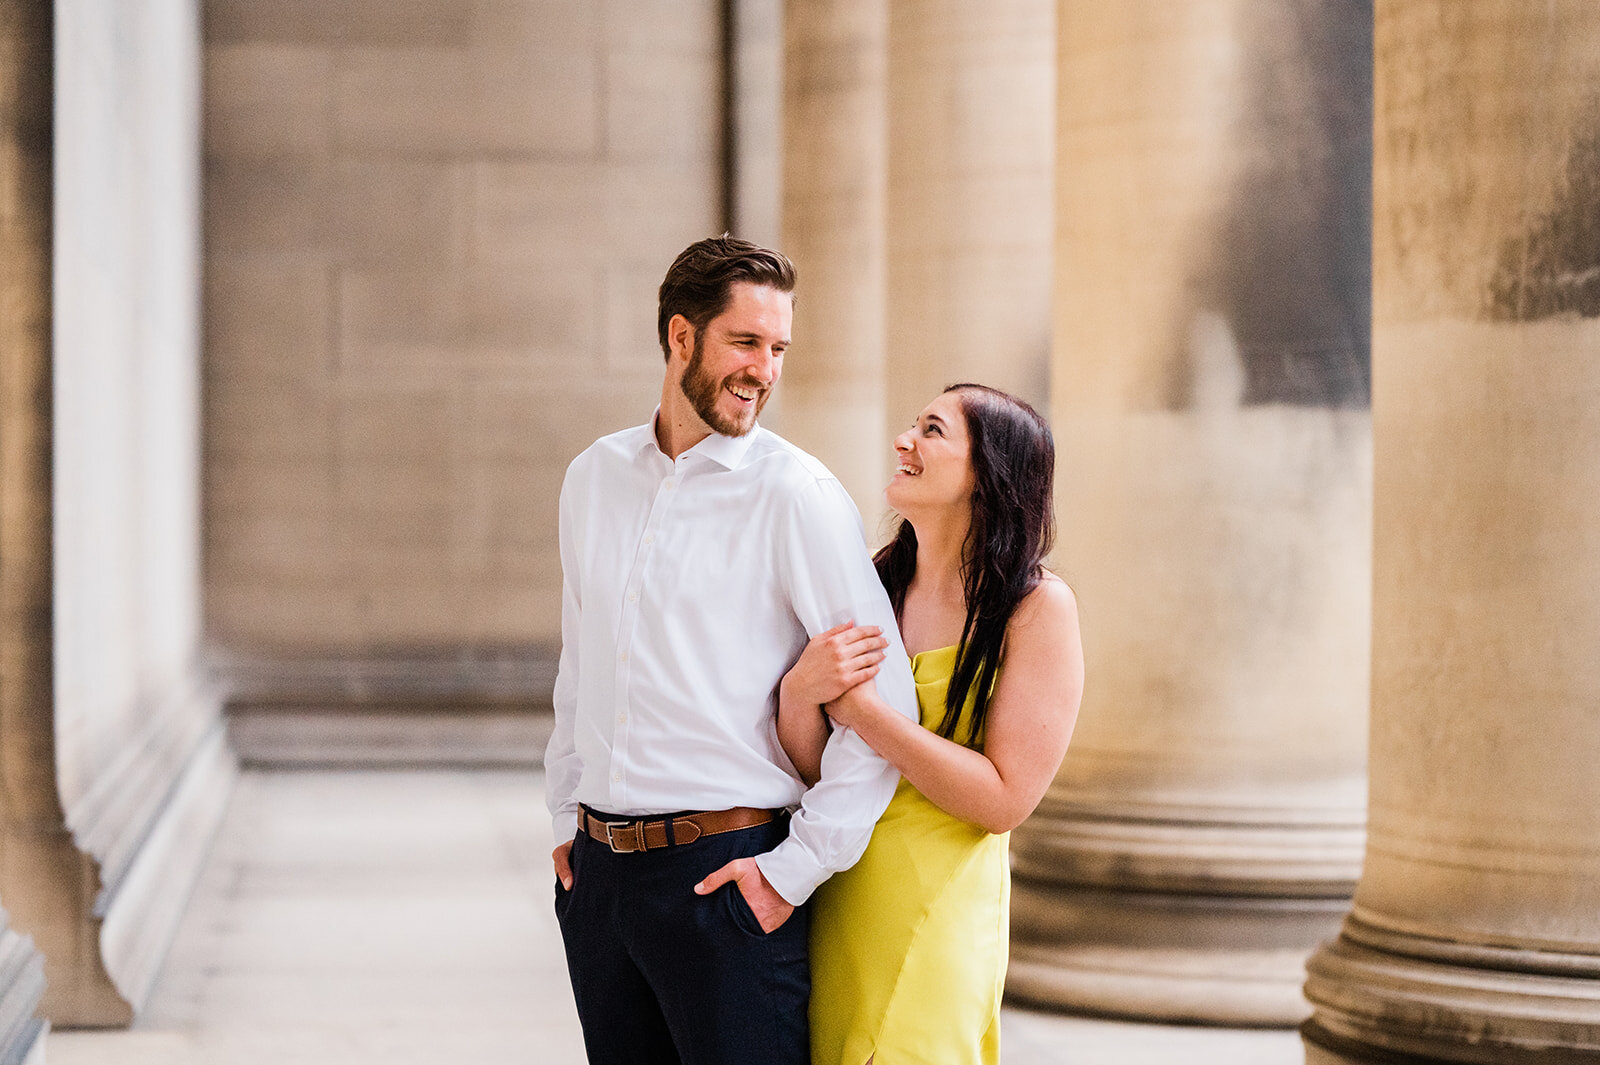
left=47, top=769, right=1305, bottom=1064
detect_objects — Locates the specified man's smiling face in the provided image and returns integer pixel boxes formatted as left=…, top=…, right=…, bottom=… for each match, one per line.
left=677, top=281, right=791, bottom=437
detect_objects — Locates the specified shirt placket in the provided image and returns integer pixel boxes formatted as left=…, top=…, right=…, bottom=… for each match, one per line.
left=609, top=455, right=686, bottom=807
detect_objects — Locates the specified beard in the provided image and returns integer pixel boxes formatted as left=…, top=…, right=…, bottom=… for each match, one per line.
left=680, top=331, right=769, bottom=437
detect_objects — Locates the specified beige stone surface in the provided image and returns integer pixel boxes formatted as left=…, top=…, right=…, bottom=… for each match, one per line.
left=775, top=0, right=890, bottom=520
left=884, top=0, right=1054, bottom=430
left=204, top=0, right=722, bottom=660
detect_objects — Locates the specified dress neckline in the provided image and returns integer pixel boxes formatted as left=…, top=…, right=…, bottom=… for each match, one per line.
left=908, top=644, right=959, bottom=667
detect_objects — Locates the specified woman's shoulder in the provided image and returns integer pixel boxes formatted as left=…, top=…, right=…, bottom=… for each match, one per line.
left=1008, top=571, right=1080, bottom=647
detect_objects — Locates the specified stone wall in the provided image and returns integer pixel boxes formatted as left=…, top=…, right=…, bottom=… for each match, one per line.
left=202, top=0, right=724, bottom=706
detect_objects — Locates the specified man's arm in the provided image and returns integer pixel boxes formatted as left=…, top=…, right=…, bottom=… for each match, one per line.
left=545, top=469, right=585, bottom=888
left=756, top=477, right=920, bottom=904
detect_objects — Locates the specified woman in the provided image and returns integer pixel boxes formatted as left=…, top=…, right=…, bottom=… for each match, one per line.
left=777, top=383, right=1083, bottom=1065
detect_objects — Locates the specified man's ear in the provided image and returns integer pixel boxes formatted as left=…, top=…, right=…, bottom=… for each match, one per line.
left=667, top=314, right=695, bottom=363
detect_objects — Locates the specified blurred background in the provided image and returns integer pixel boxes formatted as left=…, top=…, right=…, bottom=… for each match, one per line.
left=4, top=1, right=1600, bottom=1063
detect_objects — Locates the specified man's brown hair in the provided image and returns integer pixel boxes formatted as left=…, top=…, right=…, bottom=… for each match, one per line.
left=656, top=235, right=797, bottom=361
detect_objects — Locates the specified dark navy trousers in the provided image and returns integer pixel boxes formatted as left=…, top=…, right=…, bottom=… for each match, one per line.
left=554, top=813, right=810, bottom=1065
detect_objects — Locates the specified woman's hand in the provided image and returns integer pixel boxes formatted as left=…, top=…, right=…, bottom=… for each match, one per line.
left=777, top=622, right=889, bottom=787
left=825, top=675, right=883, bottom=733
left=781, top=622, right=888, bottom=708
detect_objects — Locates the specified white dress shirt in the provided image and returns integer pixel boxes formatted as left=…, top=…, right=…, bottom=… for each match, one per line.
left=544, top=414, right=919, bottom=905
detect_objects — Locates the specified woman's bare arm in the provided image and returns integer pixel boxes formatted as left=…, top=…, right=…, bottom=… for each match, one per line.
left=826, top=577, right=1082, bottom=833
left=776, top=622, right=889, bottom=786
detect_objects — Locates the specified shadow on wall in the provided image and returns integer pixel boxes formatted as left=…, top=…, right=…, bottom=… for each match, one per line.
left=1152, top=0, right=1373, bottom=412
left=1488, top=118, right=1600, bottom=321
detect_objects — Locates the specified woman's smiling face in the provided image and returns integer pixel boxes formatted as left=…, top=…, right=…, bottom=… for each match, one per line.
left=885, top=391, right=976, bottom=518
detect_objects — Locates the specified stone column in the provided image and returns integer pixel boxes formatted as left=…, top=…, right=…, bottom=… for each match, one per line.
left=1303, top=3, right=1600, bottom=1061
left=776, top=0, right=889, bottom=522
left=0, top=0, right=106, bottom=1038
left=1008, top=1, right=1372, bottom=1024
left=0, top=0, right=234, bottom=1029
left=884, top=0, right=1053, bottom=434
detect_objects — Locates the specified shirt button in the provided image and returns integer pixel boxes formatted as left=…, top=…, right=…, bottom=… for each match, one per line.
left=618, top=651, right=629, bottom=663
left=612, top=772, right=622, bottom=782
left=643, top=534, right=654, bottom=546
left=628, top=590, right=639, bottom=602
left=663, top=477, right=675, bottom=489
left=617, top=713, right=627, bottom=724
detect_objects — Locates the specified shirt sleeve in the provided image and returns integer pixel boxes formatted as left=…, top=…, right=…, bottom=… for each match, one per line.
left=754, top=476, right=921, bottom=905
left=544, top=465, right=585, bottom=846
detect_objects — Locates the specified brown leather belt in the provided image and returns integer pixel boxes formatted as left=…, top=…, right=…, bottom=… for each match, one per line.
left=580, top=806, right=778, bottom=853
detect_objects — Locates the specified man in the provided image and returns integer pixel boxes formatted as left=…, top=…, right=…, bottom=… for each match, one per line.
left=545, top=235, right=918, bottom=1064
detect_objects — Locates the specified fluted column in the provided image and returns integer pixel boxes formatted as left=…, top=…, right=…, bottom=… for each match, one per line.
left=776, top=0, right=889, bottom=521
left=0, top=0, right=234, bottom=1028
left=1009, top=1, right=1372, bottom=1024
left=0, top=0, right=106, bottom=1036
left=1303, top=3, right=1600, bottom=1061
left=884, top=0, right=1053, bottom=432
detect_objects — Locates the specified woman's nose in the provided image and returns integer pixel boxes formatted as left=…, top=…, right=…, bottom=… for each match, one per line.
left=893, top=430, right=913, bottom=453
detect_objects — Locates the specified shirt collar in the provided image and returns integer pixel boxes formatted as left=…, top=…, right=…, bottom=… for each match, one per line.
left=636, top=408, right=759, bottom=471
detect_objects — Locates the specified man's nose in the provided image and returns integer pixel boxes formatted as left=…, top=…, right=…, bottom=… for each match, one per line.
left=748, top=347, right=779, bottom=384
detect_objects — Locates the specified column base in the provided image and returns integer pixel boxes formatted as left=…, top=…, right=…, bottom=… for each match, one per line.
left=1304, top=914, right=1600, bottom=1063
left=1008, top=881, right=1347, bottom=1026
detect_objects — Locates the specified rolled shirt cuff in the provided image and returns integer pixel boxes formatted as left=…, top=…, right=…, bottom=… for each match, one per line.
left=754, top=839, right=827, bottom=906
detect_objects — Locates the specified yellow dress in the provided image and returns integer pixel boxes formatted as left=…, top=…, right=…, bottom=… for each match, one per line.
left=808, top=645, right=1009, bottom=1065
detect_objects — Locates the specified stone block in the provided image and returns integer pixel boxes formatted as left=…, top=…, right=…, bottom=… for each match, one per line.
left=333, top=461, right=457, bottom=550
left=204, top=45, right=334, bottom=158
left=461, top=380, right=622, bottom=465
left=204, top=258, right=333, bottom=382
left=460, top=463, right=556, bottom=553
left=458, top=569, right=551, bottom=643
left=207, top=580, right=363, bottom=650
left=205, top=0, right=472, bottom=47
left=604, top=163, right=721, bottom=261
left=205, top=155, right=333, bottom=257
left=334, top=385, right=459, bottom=462
left=603, top=0, right=717, bottom=58
left=205, top=460, right=335, bottom=517
left=336, top=262, right=599, bottom=375
left=331, top=158, right=470, bottom=268
left=206, top=386, right=335, bottom=460
left=604, top=262, right=673, bottom=376
left=471, top=161, right=606, bottom=263
left=469, top=0, right=600, bottom=60
left=604, top=48, right=720, bottom=163
left=206, top=508, right=344, bottom=582
left=346, top=572, right=470, bottom=644
left=334, top=48, right=598, bottom=157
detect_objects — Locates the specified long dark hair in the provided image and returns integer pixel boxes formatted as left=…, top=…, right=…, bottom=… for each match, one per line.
left=874, top=384, right=1055, bottom=744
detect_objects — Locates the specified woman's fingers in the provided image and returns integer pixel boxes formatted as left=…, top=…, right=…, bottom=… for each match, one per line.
left=843, top=644, right=887, bottom=667
left=815, top=620, right=855, bottom=643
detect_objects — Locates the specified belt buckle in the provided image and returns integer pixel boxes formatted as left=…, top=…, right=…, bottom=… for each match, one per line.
left=604, top=820, right=644, bottom=853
